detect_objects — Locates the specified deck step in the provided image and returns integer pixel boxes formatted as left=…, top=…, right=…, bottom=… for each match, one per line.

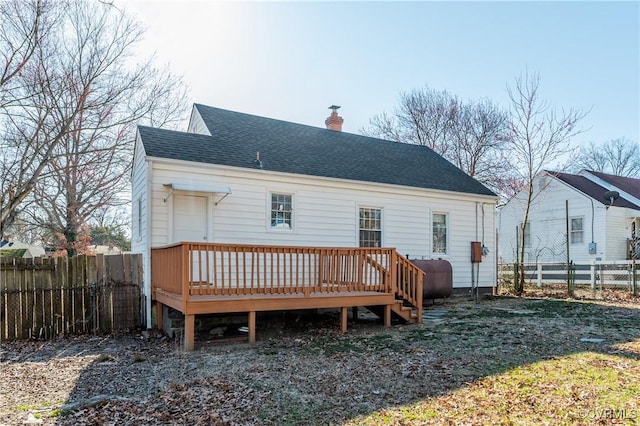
left=364, top=301, right=419, bottom=324
left=391, top=305, right=418, bottom=324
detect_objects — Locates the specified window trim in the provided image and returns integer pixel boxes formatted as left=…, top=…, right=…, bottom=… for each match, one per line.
left=432, top=211, right=449, bottom=256
left=570, top=216, right=584, bottom=245
left=267, top=191, right=295, bottom=232
left=358, top=206, right=383, bottom=248
left=137, top=197, right=142, bottom=240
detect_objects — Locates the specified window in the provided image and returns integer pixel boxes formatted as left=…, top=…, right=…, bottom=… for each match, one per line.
left=137, top=198, right=142, bottom=239
left=359, top=208, right=381, bottom=247
left=522, top=221, right=531, bottom=248
left=571, top=217, right=584, bottom=244
left=270, top=193, right=292, bottom=229
left=432, top=213, right=447, bottom=254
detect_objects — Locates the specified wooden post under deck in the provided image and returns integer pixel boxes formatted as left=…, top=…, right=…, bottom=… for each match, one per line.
left=184, top=314, right=195, bottom=351
left=155, top=301, right=163, bottom=330
left=384, top=305, right=391, bottom=327
left=248, top=311, right=256, bottom=343
left=340, top=307, right=348, bottom=333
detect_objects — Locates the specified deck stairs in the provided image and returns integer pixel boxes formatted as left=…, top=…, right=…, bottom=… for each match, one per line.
left=392, top=299, right=420, bottom=322
left=366, top=298, right=420, bottom=324
left=365, top=252, right=423, bottom=324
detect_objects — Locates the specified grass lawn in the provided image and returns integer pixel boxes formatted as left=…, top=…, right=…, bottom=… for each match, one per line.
left=346, top=297, right=640, bottom=425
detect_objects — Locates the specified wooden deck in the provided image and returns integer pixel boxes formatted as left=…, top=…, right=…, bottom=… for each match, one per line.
left=151, top=243, right=424, bottom=350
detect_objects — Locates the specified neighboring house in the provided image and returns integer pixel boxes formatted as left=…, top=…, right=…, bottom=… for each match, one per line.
left=0, top=238, right=46, bottom=258
left=498, top=170, right=640, bottom=263
left=132, top=104, right=498, bottom=334
left=91, top=245, right=124, bottom=255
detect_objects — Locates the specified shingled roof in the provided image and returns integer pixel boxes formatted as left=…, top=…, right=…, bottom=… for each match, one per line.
left=549, top=171, right=640, bottom=209
left=586, top=170, right=640, bottom=200
left=137, top=104, right=495, bottom=197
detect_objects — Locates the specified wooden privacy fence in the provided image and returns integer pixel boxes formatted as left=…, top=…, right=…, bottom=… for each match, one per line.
left=0, top=254, right=143, bottom=341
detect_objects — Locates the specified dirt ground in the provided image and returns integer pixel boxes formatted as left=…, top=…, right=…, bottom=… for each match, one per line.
left=1, top=295, right=639, bottom=425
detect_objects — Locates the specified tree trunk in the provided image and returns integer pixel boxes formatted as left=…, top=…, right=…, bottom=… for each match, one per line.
left=64, top=225, right=76, bottom=257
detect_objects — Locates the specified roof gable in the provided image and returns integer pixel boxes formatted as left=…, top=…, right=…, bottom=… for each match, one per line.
left=137, top=104, right=496, bottom=197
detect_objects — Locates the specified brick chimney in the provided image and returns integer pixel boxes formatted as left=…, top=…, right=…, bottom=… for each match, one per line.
left=325, top=105, right=344, bottom=131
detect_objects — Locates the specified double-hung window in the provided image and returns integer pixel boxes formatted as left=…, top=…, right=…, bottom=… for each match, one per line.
left=270, top=193, right=292, bottom=229
left=432, top=213, right=448, bottom=254
left=137, top=198, right=142, bottom=239
left=570, top=217, right=584, bottom=244
left=359, top=207, right=381, bottom=247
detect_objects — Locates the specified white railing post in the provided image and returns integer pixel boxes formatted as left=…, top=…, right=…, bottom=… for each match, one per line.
left=537, top=263, right=542, bottom=287
left=590, top=260, right=596, bottom=291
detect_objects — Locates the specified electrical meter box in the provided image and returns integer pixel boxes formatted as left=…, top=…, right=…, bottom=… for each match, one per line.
left=588, top=242, right=597, bottom=255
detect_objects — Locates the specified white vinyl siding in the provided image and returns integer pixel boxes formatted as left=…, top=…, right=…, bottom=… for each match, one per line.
left=605, top=208, right=636, bottom=260
left=131, top=138, right=148, bottom=249
left=186, top=106, right=211, bottom=135
left=143, top=160, right=497, bottom=289
left=496, top=173, right=640, bottom=262
left=130, top=135, right=151, bottom=327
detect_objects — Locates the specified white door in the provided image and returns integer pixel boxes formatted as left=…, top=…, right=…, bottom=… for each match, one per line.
left=173, top=194, right=208, bottom=283
left=173, top=194, right=208, bottom=242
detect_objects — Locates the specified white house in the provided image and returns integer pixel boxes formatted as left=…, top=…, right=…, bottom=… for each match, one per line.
left=498, top=170, right=640, bottom=263
left=0, top=237, right=46, bottom=258
left=132, top=104, right=498, bottom=329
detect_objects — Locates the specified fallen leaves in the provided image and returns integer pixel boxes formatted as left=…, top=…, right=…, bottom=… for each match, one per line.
left=0, top=297, right=638, bottom=425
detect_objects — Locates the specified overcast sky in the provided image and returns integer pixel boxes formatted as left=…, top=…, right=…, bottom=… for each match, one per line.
left=124, top=1, right=639, bottom=158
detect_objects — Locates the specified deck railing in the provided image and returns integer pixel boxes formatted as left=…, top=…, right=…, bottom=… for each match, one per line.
left=395, top=254, right=424, bottom=311
left=151, top=243, right=185, bottom=295
left=151, top=243, right=402, bottom=298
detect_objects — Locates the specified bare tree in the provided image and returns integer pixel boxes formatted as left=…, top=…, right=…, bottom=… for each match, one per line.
left=507, top=70, right=588, bottom=294
left=29, top=1, right=188, bottom=255
left=0, top=0, right=50, bottom=236
left=0, top=0, right=53, bottom=106
left=0, top=16, right=84, bottom=237
left=449, top=98, right=514, bottom=196
left=0, top=0, right=189, bottom=254
left=362, top=86, right=512, bottom=197
left=363, top=86, right=459, bottom=156
left=569, top=138, right=640, bottom=177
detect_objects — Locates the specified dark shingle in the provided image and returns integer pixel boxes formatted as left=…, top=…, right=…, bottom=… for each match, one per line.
left=138, top=104, right=496, bottom=197
left=586, top=170, right=640, bottom=200
left=551, top=171, right=640, bottom=209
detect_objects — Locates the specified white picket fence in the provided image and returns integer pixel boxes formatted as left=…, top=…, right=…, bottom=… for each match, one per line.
left=498, top=260, right=639, bottom=290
